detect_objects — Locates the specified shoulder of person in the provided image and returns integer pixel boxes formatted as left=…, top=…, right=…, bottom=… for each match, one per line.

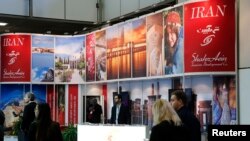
left=173, top=123, right=192, bottom=141
left=178, top=106, right=191, bottom=116
left=47, top=121, right=61, bottom=131
left=155, top=120, right=172, bottom=129
left=121, top=104, right=128, bottom=109
left=26, top=101, right=36, bottom=107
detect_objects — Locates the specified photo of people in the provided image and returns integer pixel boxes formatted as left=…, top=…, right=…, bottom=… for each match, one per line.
left=212, top=76, right=237, bottom=125
left=146, top=12, right=163, bottom=76
left=164, top=7, right=184, bottom=74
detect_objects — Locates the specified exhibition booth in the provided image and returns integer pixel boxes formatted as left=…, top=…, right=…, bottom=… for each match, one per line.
left=0, top=0, right=236, bottom=140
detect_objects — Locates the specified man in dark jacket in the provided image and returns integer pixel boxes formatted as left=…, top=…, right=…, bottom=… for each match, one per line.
left=110, top=94, right=130, bottom=124
left=21, top=92, right=37, bottom=141
left=87, top=98, right=103, bottom=123
left=170, top=90, right=201, bottom=141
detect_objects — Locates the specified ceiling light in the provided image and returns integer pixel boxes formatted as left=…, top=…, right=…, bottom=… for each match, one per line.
left=0, top=22, right=8, bottom=26
left=64, top=32, right=69, bottom=35
left=83, top=27, right=87, bottom=31
left=106, top=20, right=110, bottom=23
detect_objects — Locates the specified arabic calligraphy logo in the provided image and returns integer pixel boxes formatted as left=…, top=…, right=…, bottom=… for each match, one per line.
left=197, top=25, right=220, bottom=47
left=6, top=50, right=20, bottom=65
left=201, top=35, right=215, bottom=46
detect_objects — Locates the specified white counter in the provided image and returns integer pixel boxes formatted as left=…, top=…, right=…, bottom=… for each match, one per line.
left=4, top=136, right=18, bottom=141
left=78, top=124, right=147, bottom=141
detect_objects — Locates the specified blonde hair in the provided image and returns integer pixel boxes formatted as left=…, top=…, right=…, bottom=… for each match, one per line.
left=152, top=99, right=182, bottom=126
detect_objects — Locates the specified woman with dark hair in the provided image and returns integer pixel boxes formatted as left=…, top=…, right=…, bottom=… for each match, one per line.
left=164, top=10, right=184, bottom=74
left=28, top=103, right=63, bottom=141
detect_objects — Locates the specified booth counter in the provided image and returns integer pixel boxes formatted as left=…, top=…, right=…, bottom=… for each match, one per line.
left=77, top=124, right=147, bottom=141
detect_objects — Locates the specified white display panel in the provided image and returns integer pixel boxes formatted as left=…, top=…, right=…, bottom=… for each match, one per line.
left=78, top=124, right=146, bottom=141
left=239, top=0, right=250, bottom=68
left=239, top=69, right=250, bottom=124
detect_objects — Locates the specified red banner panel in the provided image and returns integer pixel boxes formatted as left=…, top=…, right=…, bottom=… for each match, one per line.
left=102, top=84, right=107, bottom=121
left=56, top=85, right=65, bottom=125
left=47, top=85, right=55, bottom=120
left=184, top=0, right=235, bottom=72
left=86, top=33, right=96, bottom=81
left=68, top=84, right=78, bottom=124
left=1, top=34, right=31, bottom=81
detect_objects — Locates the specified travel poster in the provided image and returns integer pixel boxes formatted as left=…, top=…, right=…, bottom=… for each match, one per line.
left=184, top=0, right=235, bottom=72
left=55, top=36, right=86, bottom=83
left=32, top=35, right=54, bottom=82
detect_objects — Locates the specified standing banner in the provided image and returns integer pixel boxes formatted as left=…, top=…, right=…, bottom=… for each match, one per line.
left=1, top=34, right=31, bottom=81
left=68, top=84, right=78, bottom=124
left=184, top=0, right=235, bottom=72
